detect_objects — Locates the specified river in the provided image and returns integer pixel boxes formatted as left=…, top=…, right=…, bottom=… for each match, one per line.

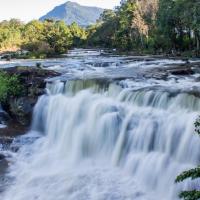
left=1, top=49, right=200, bottom=200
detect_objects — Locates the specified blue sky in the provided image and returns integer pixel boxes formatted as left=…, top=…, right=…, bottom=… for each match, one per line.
left=0, top=0, right=121, bottom=22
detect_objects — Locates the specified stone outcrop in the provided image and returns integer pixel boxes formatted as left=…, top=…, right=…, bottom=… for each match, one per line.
left=1, top=66, right=59, bottom=128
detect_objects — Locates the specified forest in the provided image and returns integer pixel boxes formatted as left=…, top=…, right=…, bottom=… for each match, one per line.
left=88, top=0, right=200, bottom=56
left=0, top=19, right=87, bottom=58
left=0, top=0, right=199, bottom=58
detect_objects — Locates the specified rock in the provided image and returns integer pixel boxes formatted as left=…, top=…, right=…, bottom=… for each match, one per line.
left=0, top=111, right=10, bottom=125
left=36, top=62, right=42, bottom=68
left=9, top=97, right=36, bottom=126
left=195, top=76, right=200, bottom=82
left=1, top=66, right=60, bottom=127
left=0, top=158, right=8, bottom=172
left=168, top=66, right=195, bottom=76
left=0, top=121, right=28, bottom=138
left=0, top=136, right=13, bottom=147
left=1, top=54, right=11, bottom=61
left=182, top=58, right=190, bottom=64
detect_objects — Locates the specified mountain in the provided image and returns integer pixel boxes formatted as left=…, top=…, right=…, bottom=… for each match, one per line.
left=40, top=1, right=104, bottom=27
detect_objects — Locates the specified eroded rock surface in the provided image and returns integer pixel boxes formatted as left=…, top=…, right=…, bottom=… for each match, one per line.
left=1, top=66, right=60, bottom=130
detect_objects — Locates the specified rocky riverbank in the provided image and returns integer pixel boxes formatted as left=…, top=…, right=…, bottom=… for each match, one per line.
left=0, top=66, right=60, bottom=137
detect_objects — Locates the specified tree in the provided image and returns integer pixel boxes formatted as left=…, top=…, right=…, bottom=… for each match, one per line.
left=115, top=0, right=137, bottom=49
left=87, top=9, right=118, bottom=47
left=155, top=0, right=200, bottom=54
left=0, top=19, right=75, bottom=56
left=175, top=118, right=200, bottom=200
left=0, top=19, right=24, bottom=52
left=87, top=0, right=159, bottom=50
left=0, top=72, right=23, bottom=102
left=43, top=20, right=72, bottom=54
left=23, top=20, right=44, bottom=43
left=69, top=22, right=87, bottom=47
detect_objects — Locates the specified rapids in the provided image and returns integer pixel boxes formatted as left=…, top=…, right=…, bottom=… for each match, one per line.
left=1, top=49, right=200, bottom=200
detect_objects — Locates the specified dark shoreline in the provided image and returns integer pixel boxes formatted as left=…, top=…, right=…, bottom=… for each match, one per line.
left=1, top=48, right=200, bottom=62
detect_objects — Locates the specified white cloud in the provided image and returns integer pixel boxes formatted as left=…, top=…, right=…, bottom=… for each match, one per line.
left=0, top=0, right=121, bottom=22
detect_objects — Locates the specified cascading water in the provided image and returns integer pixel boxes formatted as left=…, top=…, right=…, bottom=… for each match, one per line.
left=1, top=49, right=200, bottom=200
left=2, top=79, right=200, bottom=200
left=0, top=105, right=7, bottom=129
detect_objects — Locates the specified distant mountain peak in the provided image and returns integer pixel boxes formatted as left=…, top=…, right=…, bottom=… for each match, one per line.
left=40, top=1, right=104, bottom=27
left=65, top=1, right=79, bottom=5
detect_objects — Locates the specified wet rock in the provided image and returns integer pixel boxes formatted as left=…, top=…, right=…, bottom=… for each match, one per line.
left=195, top=76, right=200, bottom=82
left=0, top=158, right=8, bottom=174
left=166, top=62, right=200, bottom=76
left=1, top=54, right=11, bottom=61
left=145, top=72, right=168, bottom=80
left=9, top=97, right=36, bottom=126
left=168, top=67, right=194, bottom=76
left=182, top=58, right=190, bottom=64
left=0, top=119, right=28, bottom=138
left=0, top=111, right=10, bottom=125
left=0, top=136, right=13, bottom=147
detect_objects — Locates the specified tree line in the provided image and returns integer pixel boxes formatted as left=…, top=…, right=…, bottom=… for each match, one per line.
left=88, top=0, right=200, bottom=56
left=0, top=0, right=200, bottom=57
left=0, top=19, right=87, bottom=58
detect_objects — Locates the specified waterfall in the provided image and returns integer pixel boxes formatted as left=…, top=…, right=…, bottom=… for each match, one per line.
left=0, top=104, right=7, bottom=129
left=2, top=79, right=200, bottom=200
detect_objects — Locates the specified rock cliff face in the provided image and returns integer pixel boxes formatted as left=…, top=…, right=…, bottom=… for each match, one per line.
left=40, top=1, right=104, bottom=27
left=1, top=66, right=59, bottom=128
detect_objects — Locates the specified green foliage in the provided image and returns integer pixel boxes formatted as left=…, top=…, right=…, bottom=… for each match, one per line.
left=23, top=20, right=44, bottom=43
left=194, top=118, right=200, bottom=136
left=0, top=19, right=23, bottom=51
left=0, top=19, right=87, bottom=57
left=0, top=72, right=23, bottom=102
left=42, top=20, right=72, bottom=54
left=69, top=22, right=87, bottom=47
left=176, top=167, right=200, bottom=183
left=178, top=191, right=200, bottom=200
left=87, top=0, right=158, bottom=51
left=175, top=118, right=200, bottom=200
left=1, top=0, right=199, bottom=56
left=87, top=9, right=118, bottom=47
left=87, top=0, right=200, bottom=56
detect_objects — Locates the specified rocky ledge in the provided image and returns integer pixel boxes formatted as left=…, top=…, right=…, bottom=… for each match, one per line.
left=0, top=66, right=60, bottom=136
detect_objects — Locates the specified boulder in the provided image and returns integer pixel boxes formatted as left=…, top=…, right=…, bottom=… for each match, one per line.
left=9, top=97, right=35, bottom=126
left=168, top=68, right=194, bottom=76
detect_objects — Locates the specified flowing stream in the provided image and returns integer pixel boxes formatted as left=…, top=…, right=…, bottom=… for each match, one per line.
left=1, top=49, right=200, bottom=200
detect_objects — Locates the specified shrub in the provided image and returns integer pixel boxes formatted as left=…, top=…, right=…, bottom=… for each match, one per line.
left=0, top=72, right=23, bottom=102
left=175, top=118, right=200, bottom=200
